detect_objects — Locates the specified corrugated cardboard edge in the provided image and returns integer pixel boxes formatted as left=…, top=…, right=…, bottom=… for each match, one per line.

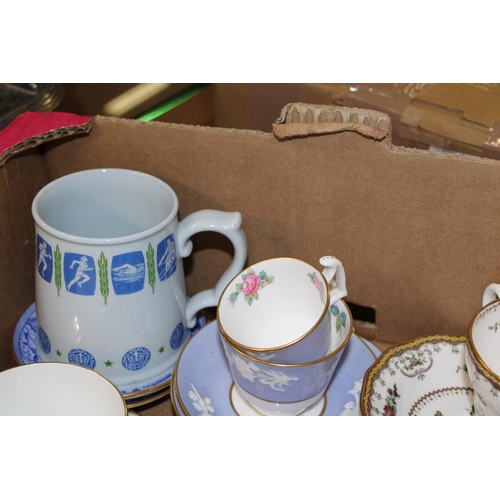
left=273, top=102, right=391, bottom=141
left=0, top=114, right=94, bottom=167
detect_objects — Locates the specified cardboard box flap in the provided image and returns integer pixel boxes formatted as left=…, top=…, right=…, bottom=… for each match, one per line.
left=0, top=111, right=93, bottom=167
left=273, top=102, right=390, bottom=141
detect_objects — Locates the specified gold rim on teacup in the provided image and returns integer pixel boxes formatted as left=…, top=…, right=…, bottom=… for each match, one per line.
left=467, top=298, right=500, bottom=386
left=217, top=256, right=332, bottom=354
left=11, top=340, right=171, bottom=408
left=360, top=334, right=467, bottom=416
left=220, top=298, right=353, bottom=368
left=0, top=362, right=129, bottom=416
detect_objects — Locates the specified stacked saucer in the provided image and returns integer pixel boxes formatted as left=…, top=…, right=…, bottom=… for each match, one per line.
left=13, top=303, right=205, bottom=408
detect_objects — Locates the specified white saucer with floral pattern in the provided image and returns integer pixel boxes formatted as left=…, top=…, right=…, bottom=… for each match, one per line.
left=361, top=335, right=475, bottom=416
left=13, top=303, right=205, bottom=408
left=171, top=320, right=381, bottom=416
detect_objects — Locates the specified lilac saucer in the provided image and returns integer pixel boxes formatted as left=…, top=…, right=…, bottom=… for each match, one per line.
left=172, top=320, right=381, bottom=416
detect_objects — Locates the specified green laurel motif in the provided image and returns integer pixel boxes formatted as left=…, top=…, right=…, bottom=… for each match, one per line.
left=54, top=245, right=62, bottom=297
left=146, top=242, right=156, bottom=294
left=98, top=252, right=109, bottom=305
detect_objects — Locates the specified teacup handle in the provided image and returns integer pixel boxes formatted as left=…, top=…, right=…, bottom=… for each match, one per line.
left=177, top=210, right=247, bottom=328
left=320, top=256, right=348, bottom=306
left=482, top=283, right=500, bottom=306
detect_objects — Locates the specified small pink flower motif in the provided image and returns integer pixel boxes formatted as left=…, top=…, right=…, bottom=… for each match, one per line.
left=242, top=274, right=261, bottom=295
left=228, top=268, right=274, bottom=306
left=308, top=272, right=325, bottom=302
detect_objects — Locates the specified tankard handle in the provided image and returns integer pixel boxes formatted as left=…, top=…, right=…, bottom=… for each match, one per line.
left=177, top=210, right=247, bottom=328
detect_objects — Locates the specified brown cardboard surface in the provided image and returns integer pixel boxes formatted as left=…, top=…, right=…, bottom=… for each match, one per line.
left=1, top=149, right=51, bottom=370
left=4, top=102, right=500, bottom=415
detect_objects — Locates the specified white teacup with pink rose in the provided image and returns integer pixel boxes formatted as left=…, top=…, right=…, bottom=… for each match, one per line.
left=217, top=256, right=347, bottom=364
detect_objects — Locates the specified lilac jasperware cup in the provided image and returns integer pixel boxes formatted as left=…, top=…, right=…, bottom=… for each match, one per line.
left=219, top=299, right=353, bottom=416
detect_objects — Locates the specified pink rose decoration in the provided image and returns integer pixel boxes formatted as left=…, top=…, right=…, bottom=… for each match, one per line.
left=242, top=274, right=261, bottom=295
left=312, top=274, right=323, bottom=294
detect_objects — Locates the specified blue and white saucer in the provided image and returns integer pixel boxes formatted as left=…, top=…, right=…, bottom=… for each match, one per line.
left=171, top=321, right=381, bottom=416
left=13, top=303, right=205, bottom=408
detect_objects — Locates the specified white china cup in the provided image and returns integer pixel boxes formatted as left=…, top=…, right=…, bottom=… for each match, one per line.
left=32, top=168, right=247, bottom=392
left=217, top=256, right=347, bottom=364
left=466, top=283, right=500, bottom=415
left=0, top=363, right=127, bottom=415
left=220, top=299, right=353, bottom=416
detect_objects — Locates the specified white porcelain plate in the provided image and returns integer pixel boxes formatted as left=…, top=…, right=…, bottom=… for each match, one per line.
left=13, top=303, right=205, bottom=408
left=171, top=320, right=381, bottom=416
left=361, top=335, right=475, bottom=416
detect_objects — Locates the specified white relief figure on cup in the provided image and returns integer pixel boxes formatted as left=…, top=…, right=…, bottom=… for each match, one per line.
left=111, top=251, right=145, bottom=295
left=64, top=253, right=96, bottom=295
left=36, top=235, right=53, bottom=283
left=157, top=234, right=176, bottom=281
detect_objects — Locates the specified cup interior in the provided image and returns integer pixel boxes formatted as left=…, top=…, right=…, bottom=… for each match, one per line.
left=33, top=169, right=177, bottom=240
left=0, top=363, right=127, bottom=415
left=218, top=257, right=330, bottom=350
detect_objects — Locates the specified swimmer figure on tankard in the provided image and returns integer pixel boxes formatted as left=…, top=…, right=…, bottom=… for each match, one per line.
left=67, top=256, right=94, bottom=290
left=37, top=240, right=52, bottom=278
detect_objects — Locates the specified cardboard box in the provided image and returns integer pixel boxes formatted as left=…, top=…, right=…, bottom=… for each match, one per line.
left=213, top=83, right=500, bottom=159
left=3, top=102, right=500, bottom=414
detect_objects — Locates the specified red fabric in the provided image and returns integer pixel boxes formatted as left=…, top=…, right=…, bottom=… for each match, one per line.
left=0, top=111, right=93, bottom=156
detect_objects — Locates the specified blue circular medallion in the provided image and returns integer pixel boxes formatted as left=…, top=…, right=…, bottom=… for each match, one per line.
left=37, top=326, right=51, bottom=354
left=170, top=322, right=185, bottom=349
left=68, top=349, right=96, bottom=369
left=122, top=347, right=151, bottom=371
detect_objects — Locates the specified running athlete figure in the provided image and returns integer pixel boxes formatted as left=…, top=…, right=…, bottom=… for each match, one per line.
left=67, top=256, right=93, bottom=290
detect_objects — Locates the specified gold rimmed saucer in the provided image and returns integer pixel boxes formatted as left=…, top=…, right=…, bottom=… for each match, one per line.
left=173, top=321, right=380, bottom=416
left=361, top=334, right=474, bottom=416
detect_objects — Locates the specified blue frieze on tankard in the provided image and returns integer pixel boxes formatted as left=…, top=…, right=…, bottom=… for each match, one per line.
left=36, top=235, right=53, bottom=283
left=157, top=233, right=176, bottom=281
left=122, top=347, right=151, bottom=371
left=68, top=348, right=97, bottom=369
left=111, top=251, right=146, bottom=295
left=64, top=253, right=96, bottom=296
left=170, top=322, right=185, bottom=349
left=37, top=326, right=51, bottom=354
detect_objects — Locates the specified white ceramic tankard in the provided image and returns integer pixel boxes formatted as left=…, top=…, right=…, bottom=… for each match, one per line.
left=32, top=168, right=247, bottom=392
